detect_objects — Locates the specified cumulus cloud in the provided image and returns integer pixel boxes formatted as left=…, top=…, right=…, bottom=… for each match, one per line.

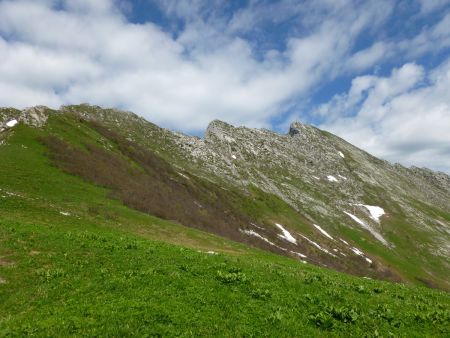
left=0, top=0, right=395, bottom=131
left=318, top=61, right=450, bottom=173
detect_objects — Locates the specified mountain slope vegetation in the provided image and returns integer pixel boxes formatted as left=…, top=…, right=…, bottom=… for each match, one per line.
left=0, top=105, right=449, bottom=336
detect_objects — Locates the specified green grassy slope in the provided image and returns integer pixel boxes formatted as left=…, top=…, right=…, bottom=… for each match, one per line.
left=1, top=217, right=449, bottom=337
left=0, top=118, right=449, bottom=336
left=58, top=105, right=450, bottom=290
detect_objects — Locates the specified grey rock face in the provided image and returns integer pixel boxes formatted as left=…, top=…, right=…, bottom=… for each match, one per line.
left=0, top=105, right=49, bottom=130
left=19, top=106, right=49, bottom=127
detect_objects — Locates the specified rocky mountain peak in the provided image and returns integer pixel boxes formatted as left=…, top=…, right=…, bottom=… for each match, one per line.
left=20, top=105, right=50, bottom=127
left=288, top=121, right=320, bottom=140
left=205, top=119, right=236, bottom=141
left=288, top=121, right=306, bottom=136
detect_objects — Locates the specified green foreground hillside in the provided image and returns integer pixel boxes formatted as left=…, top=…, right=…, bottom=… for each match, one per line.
left=0, top=118, right=449, bottom=336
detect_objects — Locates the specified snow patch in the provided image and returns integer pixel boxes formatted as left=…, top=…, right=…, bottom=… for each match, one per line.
left=338, top=151, right=345, bottom=158
left=344, top=211, right=389, bottom=246
left=60, top=211, right=70, bottom=216
left=312, top=176, right=320, bottom=180
left=313, top=224, right=334, bottom=240
left=177, top=172, right=190, bottom=180
left=241, top=229, right=276, bottom=246
left=231, top=154, right=237, bottom=160
left=298, top=234, right=337, bottom=257
left=359, top=204, right=385, bottom=222
left=240, top=229, right=287, bottom=251
left=338, top=175, right=347, bottom=180
left=344, top=211, right=365, bottom=226
left=250, top=222, right=264, bottom=230
left=339, top=238, right=349, bottom=246
left=351, top=247, right=364, bottom=256
left=327, top=175, right=338, bottom=182
left=6, top=119, right=18, bottom=128
left=275, top=223, right=297, bottom=244
left=350, top=246, right=372, bottom=264
left=290, top=251, right=307, bottom=258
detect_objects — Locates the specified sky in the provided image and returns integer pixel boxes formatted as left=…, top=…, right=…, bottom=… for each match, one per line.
left=1, top=0, right=450, bottom=173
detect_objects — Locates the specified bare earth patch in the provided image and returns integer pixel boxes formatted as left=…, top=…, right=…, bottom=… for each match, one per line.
left=0, top=257, right=15, bottom=267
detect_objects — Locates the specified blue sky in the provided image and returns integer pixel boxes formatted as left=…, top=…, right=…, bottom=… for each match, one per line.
left=1, top=0, right=450, bottom=173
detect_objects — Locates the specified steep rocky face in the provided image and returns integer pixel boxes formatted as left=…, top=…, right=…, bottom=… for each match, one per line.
left=1, top=104, right=449, bottom=289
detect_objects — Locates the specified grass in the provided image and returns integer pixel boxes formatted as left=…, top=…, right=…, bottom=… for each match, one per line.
left=1, top=218, right=449, bottom=337
left=0, top=118, right=449, bottom=336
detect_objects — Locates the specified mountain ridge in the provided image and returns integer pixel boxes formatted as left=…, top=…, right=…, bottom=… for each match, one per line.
left=1, top=104, right=449, bottom=290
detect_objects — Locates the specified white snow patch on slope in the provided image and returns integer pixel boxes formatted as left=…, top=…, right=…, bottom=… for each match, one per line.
left=240, top=229, right=287, bottom=251
left=338, top=175, right=347, bottom=180
left=291, top=251, right=307, bottom=258
left=327, top=175, right=338, bottom=182
left=338, top=151, right=345, bottom=158
left=298, top=234, right=337, bottom=257
left=250, top=222, right=264, bottom=230
left=344, top=211, right=365, bottom=226
left=351, top=247, right=364, bottom=256
left=313, top=224, right=334, bottom=240
left=344, top=211, right=389, bottom=246
left=340, top=238, right=349, bottom=246
left=6, top=119, right=18, bottom=128
left=275, top=223, right=297, bottom=244
left=60, top=211, right=70, bottom=216
left=231, top=154, right=237, bottom=160
left=312, top=176, right=320, bottom=180
left=359, top=204, right=385, bottom=222
left=177, top=172, right=190, bottom=180
left=241, top=229, right=276, bottom=246
left=299, top=234, right=321, bottom=250
left=349, top=245, right=372, bottom=264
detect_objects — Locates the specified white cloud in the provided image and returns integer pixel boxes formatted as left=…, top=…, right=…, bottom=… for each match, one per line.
left=0, top=0, right=394, bottom=132
left=419, top=0, right=450, bottom=14
left=396, top=12, right=450, bottom=58
left=346, top=42, right=389, bottom=72
left=318, top=61, right=450, bottom=173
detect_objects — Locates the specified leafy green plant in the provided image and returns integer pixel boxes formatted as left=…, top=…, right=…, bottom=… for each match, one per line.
left=251, top=288, right=271, bottom=300
left=309, top=311, right=334, bottom=330
left=216, top=270, right=248, bottom=283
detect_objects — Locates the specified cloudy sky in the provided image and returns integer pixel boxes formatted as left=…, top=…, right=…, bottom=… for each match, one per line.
left=1, top=0, right=450, bottom=173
